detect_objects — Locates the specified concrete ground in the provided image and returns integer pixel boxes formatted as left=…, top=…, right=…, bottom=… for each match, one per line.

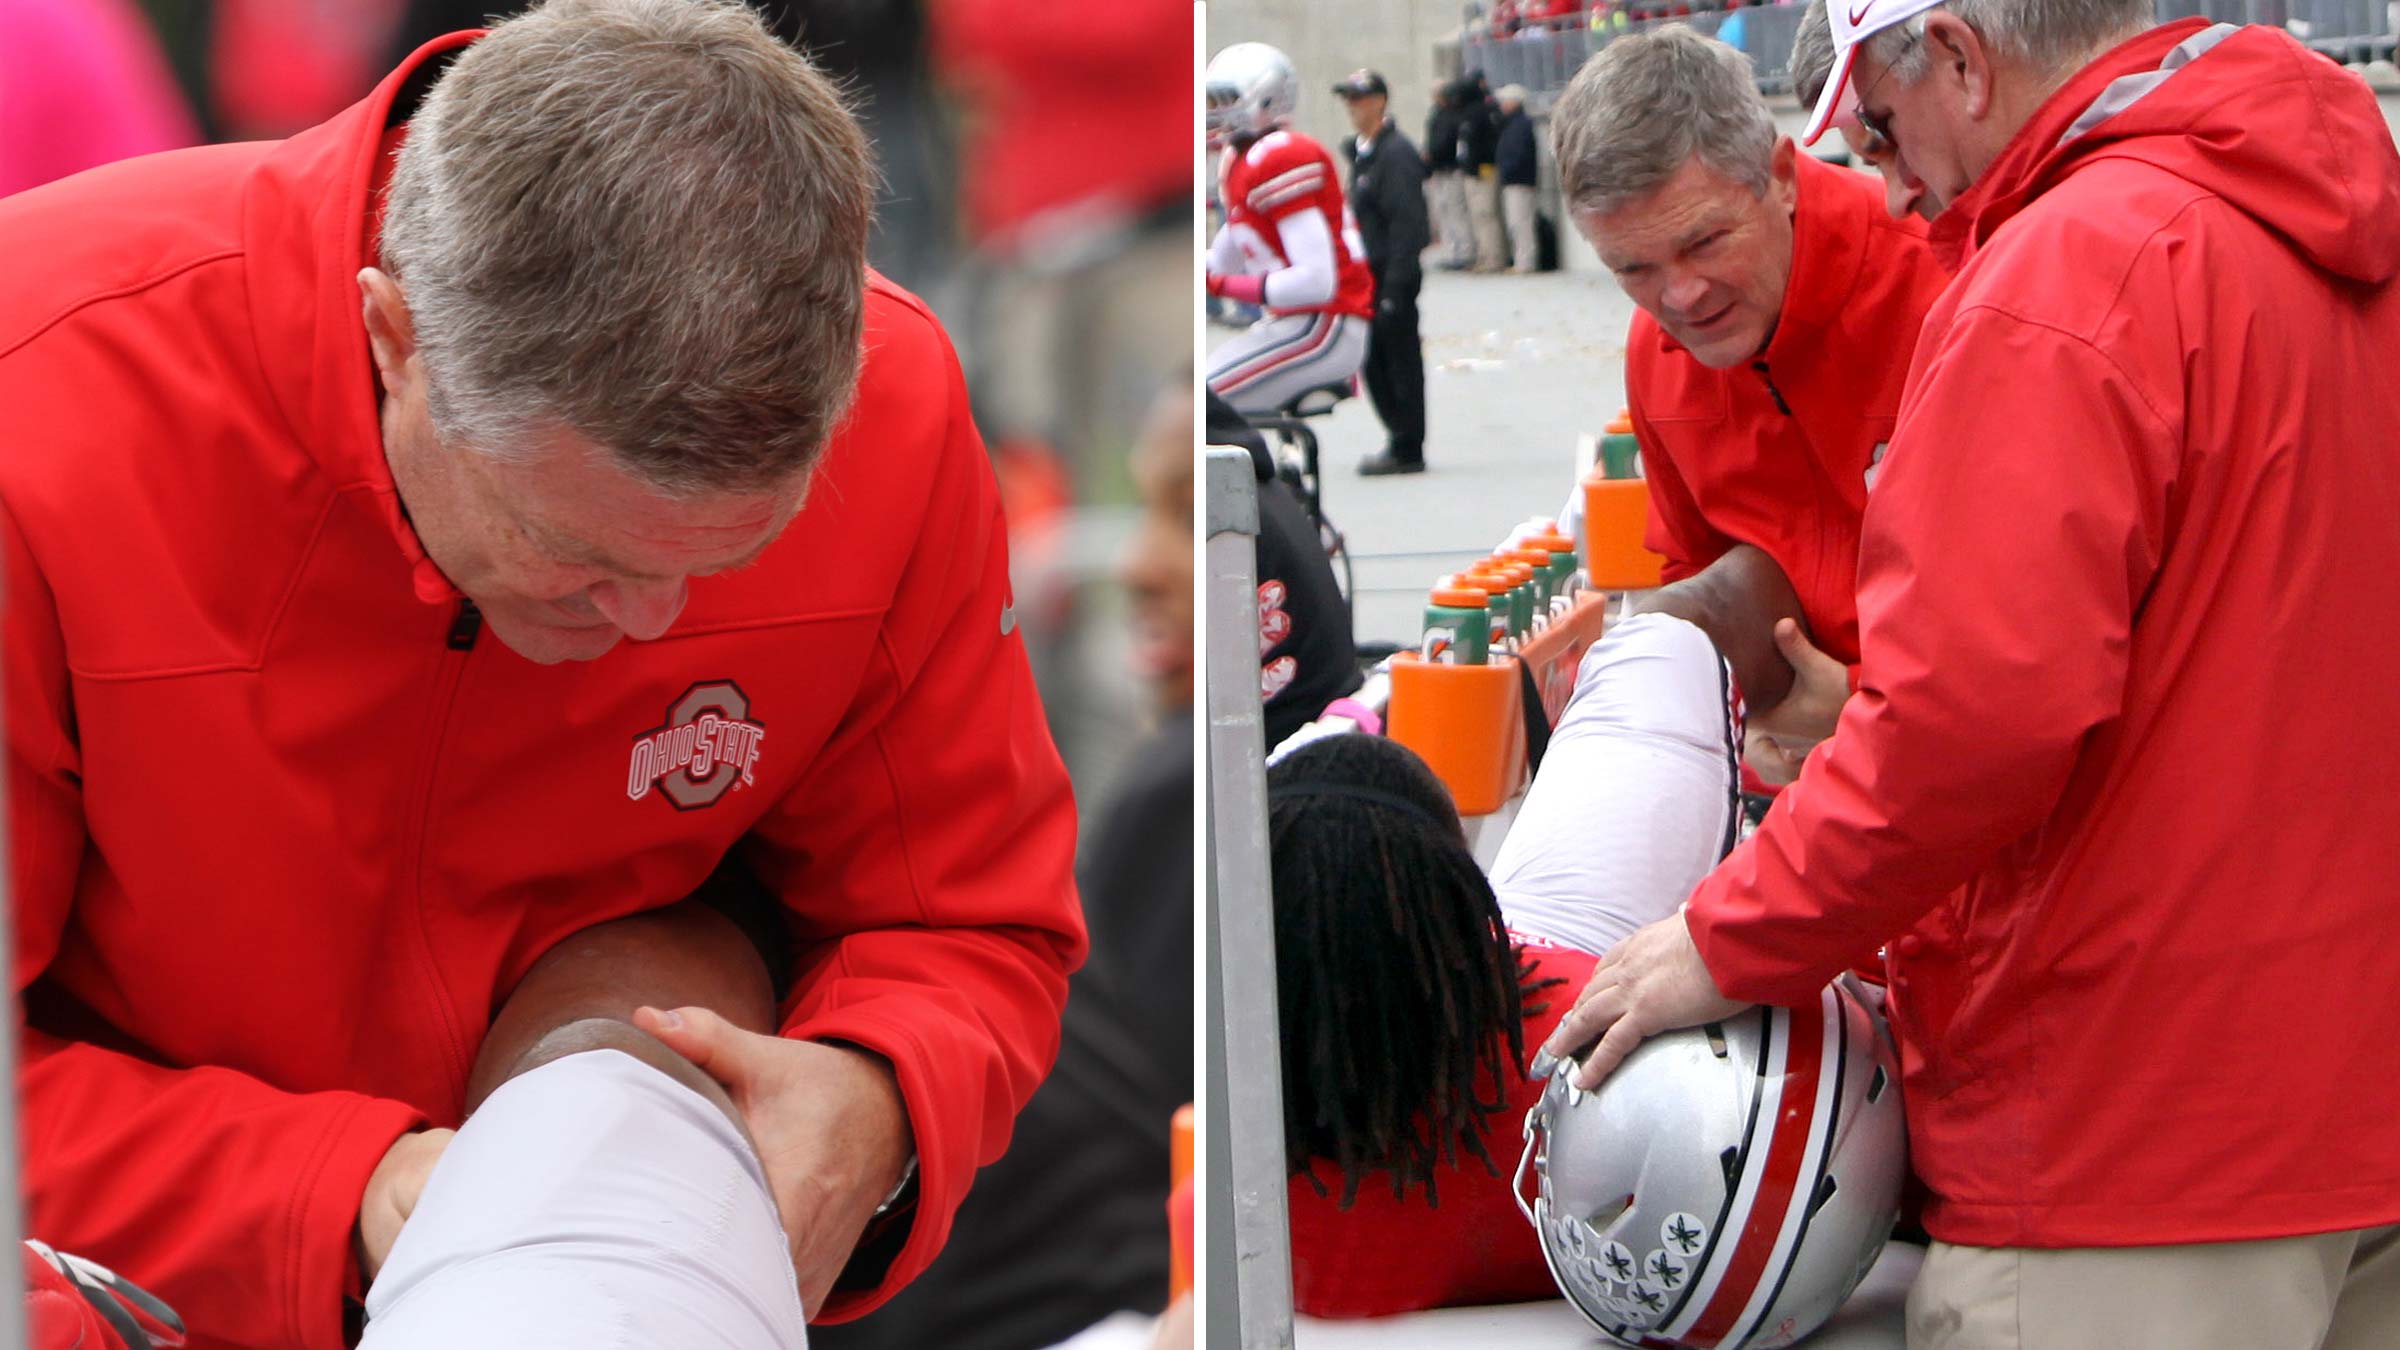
left=1216, top=90, right=2400, bottom=649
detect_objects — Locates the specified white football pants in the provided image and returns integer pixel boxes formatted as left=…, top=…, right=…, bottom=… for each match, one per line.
left=1206, top=310, right=1368, bottom=418
left=361, top=1049, right=807, bottom=1350
left=1490, top=612, right=1740, bottom=958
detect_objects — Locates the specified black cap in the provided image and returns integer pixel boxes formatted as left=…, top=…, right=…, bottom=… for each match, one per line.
left=1332, top=69, right=1390, bottom=100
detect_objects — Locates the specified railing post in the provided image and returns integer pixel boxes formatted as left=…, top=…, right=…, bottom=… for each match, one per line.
left=1202, top=448, right=1295, bottom=1350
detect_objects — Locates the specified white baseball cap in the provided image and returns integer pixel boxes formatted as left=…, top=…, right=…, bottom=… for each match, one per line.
left=1802, top=0, right=1952, bottom=146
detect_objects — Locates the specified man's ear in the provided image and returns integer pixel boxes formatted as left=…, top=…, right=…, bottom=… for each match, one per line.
left=1925, top=11, right=1997, bottom=120
left=357, top=268, right=418, bottom=394
left=1768, top=135, right=1800, bottom=216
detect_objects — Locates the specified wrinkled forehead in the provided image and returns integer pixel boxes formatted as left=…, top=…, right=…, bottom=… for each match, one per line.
left=1580, top=157, right=1766, bottom=263
left=481, top=428, right=804, bottom=569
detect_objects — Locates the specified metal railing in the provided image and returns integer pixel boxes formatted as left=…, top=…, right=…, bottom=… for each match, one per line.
left=1463, top=0, right=2397, bottom=100
left=1202, top=447, right=1296, bottom=1350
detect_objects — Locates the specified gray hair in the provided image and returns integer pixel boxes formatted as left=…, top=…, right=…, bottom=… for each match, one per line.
left=1551, top=25, right=1777, bottom=217
left=379, top=0, right=874, bottom=496
left=1866, top=0, right=2154, bottom=87
left=1793, top=0, right=1837, bottom=109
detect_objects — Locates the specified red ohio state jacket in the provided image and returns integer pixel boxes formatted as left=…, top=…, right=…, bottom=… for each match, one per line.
left=1686, top=20, right=2400, bottom=1248
left=0, top=35, right=1082, bottom=1350
left=1629, top=151, right=1951, bottom=667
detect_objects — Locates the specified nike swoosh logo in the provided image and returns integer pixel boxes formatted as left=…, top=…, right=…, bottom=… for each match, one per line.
left=1000, top=603, right=1017, bottom=637
left=1847, top=1, right=1874, bottom=25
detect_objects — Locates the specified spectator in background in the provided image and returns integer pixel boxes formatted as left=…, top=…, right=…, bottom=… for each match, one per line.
left=1494, top=84, right=1539, bottom=273
left=816, top=383, right=1198, bottom=1350
left=0, top=0, right=196, bottom=197
left=1459, top=73, right=1507, bottom=271
left=1335, top=69, right=1431, bottom=477
left=1424, top=81, right=1473, bottom=269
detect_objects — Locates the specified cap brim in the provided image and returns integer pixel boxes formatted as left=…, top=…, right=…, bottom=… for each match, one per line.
left=1801, top=44, right=1861, bottom=148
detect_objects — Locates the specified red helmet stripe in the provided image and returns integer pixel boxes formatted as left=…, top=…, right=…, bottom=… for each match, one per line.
left=1677, top=998, right=1830, bottom=1347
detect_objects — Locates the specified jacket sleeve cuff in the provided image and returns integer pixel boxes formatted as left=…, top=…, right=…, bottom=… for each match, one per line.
left=779, top=1009, right=953, bottom=1323
left=1684, top=873, right=1852, bottom=1009
left=293, top=1095, right=425, bottom=1349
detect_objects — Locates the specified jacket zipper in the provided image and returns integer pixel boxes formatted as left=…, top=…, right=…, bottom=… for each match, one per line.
left=401, top=598, right=483, bottom=1115
left=446, top=598, right=482, bottom=650
left=1752, top=361, right=1793, bottom=416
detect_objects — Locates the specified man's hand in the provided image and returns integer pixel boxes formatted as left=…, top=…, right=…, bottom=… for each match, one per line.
left=357, top=1128, right=455, bottom=1287
left=1743, top=724, right=1809, bottom=787
left=1744, top=618, right=1850, bottom=786
left=635, top=1006, right=915, bottom=1317
left=1542, top=912, right=1748, bottom=1090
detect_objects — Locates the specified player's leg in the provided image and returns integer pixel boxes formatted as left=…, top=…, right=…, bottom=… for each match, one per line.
left=1205, top=312, right=1369, bottom=417
left=362, top=883, right=804, bottom=1349
left=1491, top=546, right=1808, bottom=955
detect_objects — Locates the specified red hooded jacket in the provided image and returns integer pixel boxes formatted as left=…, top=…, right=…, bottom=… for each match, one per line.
left=0, top=36, right=1082, bottom=1348
left=1685, top=21, right=2400, bottom=1247
left=1630, top=151, right=1951, bottom=667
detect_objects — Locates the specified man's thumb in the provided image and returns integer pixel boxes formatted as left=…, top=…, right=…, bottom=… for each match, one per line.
left=1774, top=617, right=1836, bottom=671
left=635, top=1005, right=746, bottom=1080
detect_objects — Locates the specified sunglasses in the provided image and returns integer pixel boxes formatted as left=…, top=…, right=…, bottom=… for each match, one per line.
left=1852, top=29, right=1923, bottom=155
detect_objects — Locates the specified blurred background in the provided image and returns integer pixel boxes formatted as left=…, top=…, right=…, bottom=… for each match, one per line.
left=0, top=2, right=1196, bottom=1346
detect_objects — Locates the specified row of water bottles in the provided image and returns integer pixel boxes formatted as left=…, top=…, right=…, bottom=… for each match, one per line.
left=1421, top=523, right=1584, bottom=664
left=1417, top=410, right=1650, bottom=665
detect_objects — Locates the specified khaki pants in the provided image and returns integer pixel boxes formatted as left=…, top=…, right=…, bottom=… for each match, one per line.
left=1503, top=183, right=1538, bottom=273
left=1906, top=1226, right=2400, bottom=1350
left=1467, top=169, right=1506, bottom=271
left=1426, top=170, right=1472, bottom=267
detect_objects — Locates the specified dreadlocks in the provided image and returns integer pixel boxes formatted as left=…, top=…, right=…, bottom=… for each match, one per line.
left=1266, top=734, right=1560, bottom=1208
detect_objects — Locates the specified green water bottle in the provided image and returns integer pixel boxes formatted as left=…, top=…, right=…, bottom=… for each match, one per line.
left=1506, top=547, right=1559, bottom=614
left=1600, top=408, right=1641, bottom=479
left=1474, top=559, right=1536, bottom=641
left=1421, top=578, right=1491, bottom=665
left=1456, top=569, right=1514, bottom=649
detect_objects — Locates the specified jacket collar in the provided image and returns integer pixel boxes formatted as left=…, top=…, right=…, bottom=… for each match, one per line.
left=240, top=33, right=480, bottom=604
left=1926, top=19, right=2209, bottom=271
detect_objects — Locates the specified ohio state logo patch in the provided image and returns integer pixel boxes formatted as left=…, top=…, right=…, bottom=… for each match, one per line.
left=627, top=681, right=766, bottom=811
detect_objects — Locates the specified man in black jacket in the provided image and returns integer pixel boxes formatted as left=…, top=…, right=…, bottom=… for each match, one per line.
left=1458, top=72, right=1507, bottom=271
left=1495, top=82, right=1540, bottom=272
left=1423, top=81, right=1473, bottom=269
left=1334, top=68, right=1432, bottom=475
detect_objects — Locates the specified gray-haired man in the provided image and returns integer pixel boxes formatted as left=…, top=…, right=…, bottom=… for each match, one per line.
left=1792, top=0, right=1933, bottom=219
left=1552, top=2, right=2400, bottom=1347
left=0, top=0, right=1083, bottom=1342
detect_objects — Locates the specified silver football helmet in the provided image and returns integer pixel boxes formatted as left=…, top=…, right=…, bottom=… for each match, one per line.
left=1205, top=43, right=1298, bottom=147
left=1516, top=980, right=1905, bottom=1350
